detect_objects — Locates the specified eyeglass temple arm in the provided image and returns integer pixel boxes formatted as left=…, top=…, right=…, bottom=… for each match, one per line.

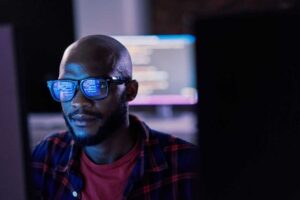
left=111, top=76, right=132, bottom=84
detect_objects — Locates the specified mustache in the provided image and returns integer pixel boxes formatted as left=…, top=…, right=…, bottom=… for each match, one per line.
left=68, top=109, right=103, bottom=119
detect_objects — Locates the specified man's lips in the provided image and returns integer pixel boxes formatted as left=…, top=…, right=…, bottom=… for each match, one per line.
left=70, top=114, right=100, bottom=127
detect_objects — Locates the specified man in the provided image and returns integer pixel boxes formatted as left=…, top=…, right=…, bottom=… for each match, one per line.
left=32, top=35, right=198, bottom=200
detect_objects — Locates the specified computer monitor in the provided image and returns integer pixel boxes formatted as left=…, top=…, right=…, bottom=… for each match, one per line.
left=112, top=35, right=197, bottom=105
left=0, top=25, right=29, bottom=199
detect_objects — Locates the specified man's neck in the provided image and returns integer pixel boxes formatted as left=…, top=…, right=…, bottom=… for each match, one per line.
left=83, top=122, right=137, bottom=164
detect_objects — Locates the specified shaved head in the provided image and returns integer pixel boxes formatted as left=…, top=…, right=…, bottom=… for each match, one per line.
left=59, top=35, right=132, bottom=78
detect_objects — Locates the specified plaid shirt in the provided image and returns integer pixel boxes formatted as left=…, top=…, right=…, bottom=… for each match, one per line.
left=32, top=115, right=199, bottom=200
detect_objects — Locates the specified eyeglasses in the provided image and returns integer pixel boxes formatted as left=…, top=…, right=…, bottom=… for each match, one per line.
left=47, top=76, right=131, bottom=102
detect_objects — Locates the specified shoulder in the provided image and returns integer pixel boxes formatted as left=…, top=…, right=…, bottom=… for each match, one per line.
left=143, top=129, right=199, bottom=199
left=31, top=132, right=78, bottom=197
left=149, top=129, right=199, bottom=170
left=31, top=131, right=73, bottom=164
left=150, top=129, right=197, bottom=150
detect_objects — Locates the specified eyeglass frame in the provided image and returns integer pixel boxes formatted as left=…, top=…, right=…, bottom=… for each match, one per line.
left=47, top=76, right=131, bottom=102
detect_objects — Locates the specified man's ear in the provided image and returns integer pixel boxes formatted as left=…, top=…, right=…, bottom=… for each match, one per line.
left=125, top=80, right=138, bottom=101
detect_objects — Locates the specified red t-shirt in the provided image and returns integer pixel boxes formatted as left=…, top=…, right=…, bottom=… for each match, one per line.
left=80, top=141, right=141, bottom=200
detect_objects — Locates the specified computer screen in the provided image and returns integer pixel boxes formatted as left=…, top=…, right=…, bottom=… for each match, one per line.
left=112, top=35, right=197, bottom=105
left=0, top=24, right=29, bottom=199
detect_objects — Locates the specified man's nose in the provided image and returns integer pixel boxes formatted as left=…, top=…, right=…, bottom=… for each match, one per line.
left=71, top=90, right=93, bottom=108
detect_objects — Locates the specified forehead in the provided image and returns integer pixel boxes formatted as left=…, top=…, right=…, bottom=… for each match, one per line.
left=59, top=63, right=115, bottom=80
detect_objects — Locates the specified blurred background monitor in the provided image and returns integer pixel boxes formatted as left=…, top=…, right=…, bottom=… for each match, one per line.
left=0, top=24, right=30, bottom=200
left=112, top=35, right=197, bottom=106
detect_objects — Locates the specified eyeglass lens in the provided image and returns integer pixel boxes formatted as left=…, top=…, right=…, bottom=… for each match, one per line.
left=81, top=79, right=108, bottom=99
left=53, top=81, right=76, bottom=102
left=49, top=78, right=109, bottom=102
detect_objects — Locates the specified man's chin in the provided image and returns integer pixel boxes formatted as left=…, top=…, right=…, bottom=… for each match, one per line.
left=71, top=127, right=107, bottom=146
left=72, top=126, right=98, bottom=136
left=72, top=134, right=104, bottom=146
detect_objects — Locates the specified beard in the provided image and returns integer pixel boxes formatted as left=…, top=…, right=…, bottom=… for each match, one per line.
left=63, top=93, right=128, bottom=146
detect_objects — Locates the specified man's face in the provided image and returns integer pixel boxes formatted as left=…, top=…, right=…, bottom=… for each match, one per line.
left=59, top=63, right=128, bottom=146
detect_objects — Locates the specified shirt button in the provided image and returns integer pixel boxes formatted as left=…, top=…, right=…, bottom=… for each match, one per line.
left=72, top=191, right=78, bottom=198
